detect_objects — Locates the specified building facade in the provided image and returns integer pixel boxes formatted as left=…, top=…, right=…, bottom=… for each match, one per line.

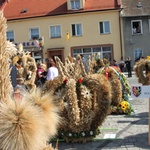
left=1, top=0, right=122, bottom=63
left=121, top=0, right=150, bottom=67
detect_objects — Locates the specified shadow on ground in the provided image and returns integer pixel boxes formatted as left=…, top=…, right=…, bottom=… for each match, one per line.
left=117, top=112, right=148, bottom=125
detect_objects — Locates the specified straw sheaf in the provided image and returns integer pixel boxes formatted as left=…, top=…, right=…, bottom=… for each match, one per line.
left=65, top=79, right=80, bottom=131
left=77, top=85, right=92, bottom=130
left=64, top=57, right=76, bottom=78
left=55, top=57, right=68, bottom=78
left=92, top=57, right=105, bottom=73
left=26, top=88, right=61, bottom=138
left=0, top=99, right=48, bottom=150
left=101, top=67, right=122, bottom=106
left=74, top=55, right=87, bottom=78
left=83, top=74, right=111, bottom=129
left=0, top=11, right=13, bottom=102
left=6, top=41, right=17, bottom=58
left=134, top=59, right=150, bottom=85
left=44, top=76, right=64, bottom=94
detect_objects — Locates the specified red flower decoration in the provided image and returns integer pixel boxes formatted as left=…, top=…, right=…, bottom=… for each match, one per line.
left=78, top=78, right=83, bottom=83
left=63, top=78, right=68, bottom=84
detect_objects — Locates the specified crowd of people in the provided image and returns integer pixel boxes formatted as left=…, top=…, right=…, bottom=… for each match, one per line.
left=35, top=57, right=58, bottom=87
left=10, top=55, right=142, bottom=95
left=112, top=56, right=132, bottom=77
left=9, top=57, right=59, bottom=100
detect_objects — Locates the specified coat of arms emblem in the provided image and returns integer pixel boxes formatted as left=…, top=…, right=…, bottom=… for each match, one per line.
left=132, top=86, right=141, bottom=97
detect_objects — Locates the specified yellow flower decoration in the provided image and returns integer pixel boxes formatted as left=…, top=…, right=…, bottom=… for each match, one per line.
left=121, top=104, right=126, bottom=111
left=147, top=56, right=150, bottom=60
left=118, top=101, right=130, bottom=111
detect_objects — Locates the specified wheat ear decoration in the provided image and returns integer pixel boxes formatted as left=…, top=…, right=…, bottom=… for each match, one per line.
left=55, top=56, right=68, bottom=78
left=0, top=11, right=16, bottom=102
left=88, top=55, right=94, bottom=75
left=75, top=54, right=87, bottom=77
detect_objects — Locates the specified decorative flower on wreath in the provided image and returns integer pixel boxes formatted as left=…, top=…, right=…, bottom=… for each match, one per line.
left=77, top=78, right=83, bottom=86
left=117, top=100, right=133, bottom=115
left=81, top=86, right=92, bottom=100
left=118, top=101, right=130, bottom=110
left=63, top=78, right=68, bottom=84
left=111, top=100, right=134, bottom=115
left=55, top=89, right=65, bottom=99
left=17, top=65, right=22, bottom=69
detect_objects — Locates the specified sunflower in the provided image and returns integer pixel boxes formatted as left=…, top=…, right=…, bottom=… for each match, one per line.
left=121, top=104, right=127, bottom=111
left=121, top=101, right=130, bottom=109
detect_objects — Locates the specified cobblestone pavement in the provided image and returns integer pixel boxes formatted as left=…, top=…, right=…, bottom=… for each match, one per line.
left=51, top=74, right=150, bottom=150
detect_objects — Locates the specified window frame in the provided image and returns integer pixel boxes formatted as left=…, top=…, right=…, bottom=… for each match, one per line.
left=49, top=25, right=61, bottom=38
left=29, top=27, right=40, bottom=40
left=71, top=23, right=82, bottom=36
left=149, top=19, right=150, bottom=33
left=134, top=48, right=143, bottom=61
left=6, top=30, right=15, bottom=42
left=99, top=21, right=110, bottom=34
left=70, top=0, right=80, bottom=10
left=72, top=46, right=112, bottom=62
left=131, top=20, right=143, bottom=35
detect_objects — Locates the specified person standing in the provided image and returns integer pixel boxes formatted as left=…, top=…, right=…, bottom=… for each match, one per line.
left=35, top=62, right=44, bottom=87
left=46, top=57, right=58, bottom=80
left=112, top=59, right=119, bottom=67
left=125, top=57, right=132, bottom=77
left=119, top=56, right=125, bottom=72
left=40, top=63, right=47, bottom=85
left=10, top=63, right=17, bottom=89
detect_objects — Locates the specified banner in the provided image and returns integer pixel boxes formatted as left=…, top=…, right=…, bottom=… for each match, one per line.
left=130, top=85, right=150, bottom=98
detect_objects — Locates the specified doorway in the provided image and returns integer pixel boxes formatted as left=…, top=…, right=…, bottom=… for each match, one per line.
left=47, top=49, right=64, bottom=63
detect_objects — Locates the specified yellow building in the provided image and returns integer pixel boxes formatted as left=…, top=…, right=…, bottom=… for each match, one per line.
left=1, top=0, right=122, bottom=63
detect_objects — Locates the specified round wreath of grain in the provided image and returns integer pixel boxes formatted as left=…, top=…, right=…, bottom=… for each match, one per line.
left=134, top=59, right=150, bottom=85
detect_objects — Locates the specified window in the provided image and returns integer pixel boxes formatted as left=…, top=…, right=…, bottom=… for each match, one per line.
left=50, top=25, right=61, bottom=38
left=72, top=23, right=82, bottom=36
left=71, top=0, right=80, bottom=9
left=72, top=46, right=112, bottom=62
left=6, top=31, right=14, bottom=42
left=99, top=21, right=110, bottom=34
left=131, top=20, right=143, bottom=34
left=134, top=48, right=142, bottom=61
left=29, top=28, right=39, bottom=40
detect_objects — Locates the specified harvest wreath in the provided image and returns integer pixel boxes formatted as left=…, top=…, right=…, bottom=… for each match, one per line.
left=85, top=55, right=133, bottom=115
left=45, top=55, right=112, bottom=143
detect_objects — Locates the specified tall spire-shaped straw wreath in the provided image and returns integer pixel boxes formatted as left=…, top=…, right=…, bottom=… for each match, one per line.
left=0, top=11, right=60, bottom=150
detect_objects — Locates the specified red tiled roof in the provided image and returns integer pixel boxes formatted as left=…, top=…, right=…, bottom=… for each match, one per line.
left=3, top=0, right=120, bottom=20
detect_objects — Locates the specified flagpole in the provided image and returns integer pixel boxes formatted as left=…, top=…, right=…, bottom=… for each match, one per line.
left=66, top=30, right=70, bottom=62
left=148, top=77, right=150, bottom=145
left=149, top=97, right=150, bottom=145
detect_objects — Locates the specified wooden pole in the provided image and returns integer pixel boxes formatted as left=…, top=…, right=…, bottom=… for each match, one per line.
left=148, top=98, right=150, bottom=145
left=148, top=78, right=150, bottom=145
